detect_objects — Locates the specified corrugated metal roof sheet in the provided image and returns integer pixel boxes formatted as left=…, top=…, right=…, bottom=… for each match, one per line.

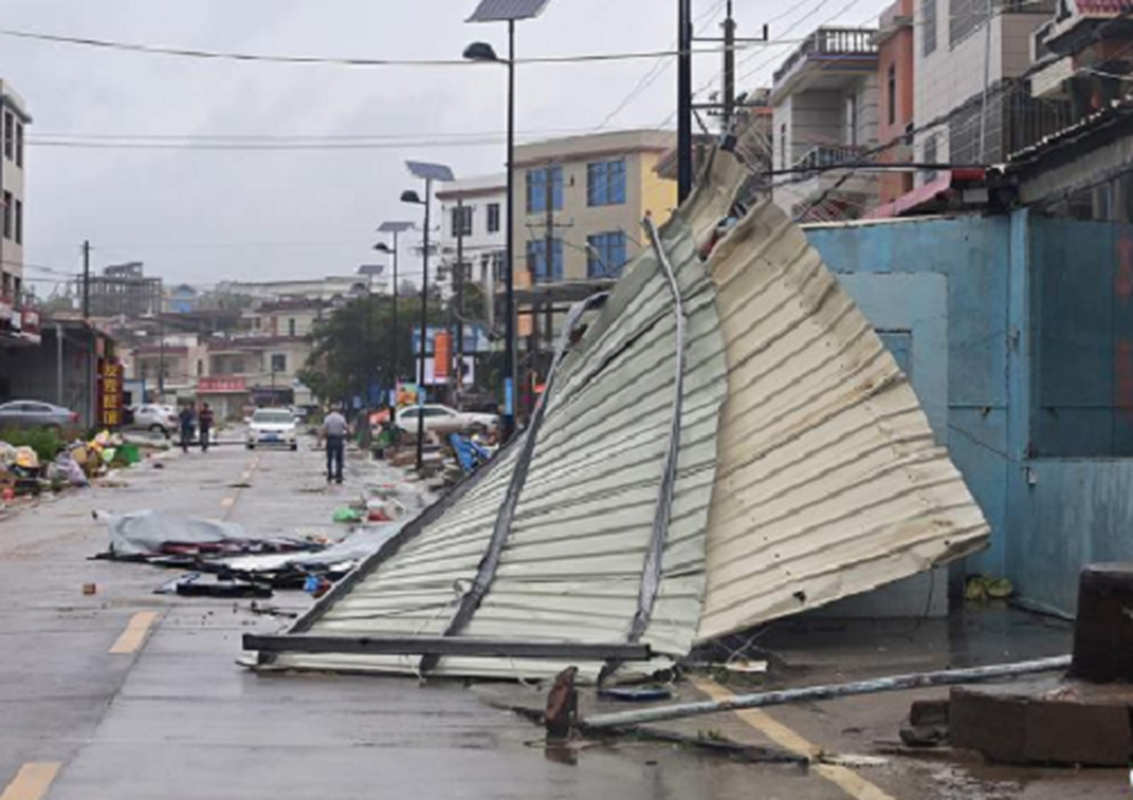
left=262, top=150, right=989, bottom=681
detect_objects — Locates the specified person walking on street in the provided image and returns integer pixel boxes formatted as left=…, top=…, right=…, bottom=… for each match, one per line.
left=178, top=404, right=196, bottom=454
left=198, top=403, right=215, bottom=453
left=322, top=406, right=350, bottom=484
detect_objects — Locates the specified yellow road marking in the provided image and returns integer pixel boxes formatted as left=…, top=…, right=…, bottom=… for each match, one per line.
left=691, top=677, right=899, bottom=800
left=0, top=763, right=61, bottom=800
left=108, top=611, right=159, bottom=655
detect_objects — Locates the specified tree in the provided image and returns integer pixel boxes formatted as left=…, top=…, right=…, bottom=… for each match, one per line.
left=302, top=293, right=444, bottom=406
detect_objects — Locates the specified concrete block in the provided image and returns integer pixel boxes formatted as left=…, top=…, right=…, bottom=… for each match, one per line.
left=1071, top=563, right=1133, bottom=683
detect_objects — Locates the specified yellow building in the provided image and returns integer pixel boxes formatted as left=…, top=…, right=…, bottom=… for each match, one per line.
left=512, top=129, right=678, bottom=296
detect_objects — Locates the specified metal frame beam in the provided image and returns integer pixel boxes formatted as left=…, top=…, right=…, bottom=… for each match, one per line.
left=246, top=634, right=651, bottom=661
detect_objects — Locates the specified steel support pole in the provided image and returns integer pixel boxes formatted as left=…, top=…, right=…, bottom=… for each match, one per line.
left=677, top=0, right=694, bottom=202
left=392, top=230, right=400, bottom=389
left=503, top=19, right=518, bottom=441
left=416, top=178, right=432, bottom=473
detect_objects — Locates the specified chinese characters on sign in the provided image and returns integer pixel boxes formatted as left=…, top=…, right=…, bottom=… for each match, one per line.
left=198, top=376, right=247, bottom=394
left=99, top=361, right=125, bottom=428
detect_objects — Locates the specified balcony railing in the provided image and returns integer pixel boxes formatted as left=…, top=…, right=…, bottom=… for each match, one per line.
left=773, top=28, right=879, bottom=85
left=794, top=144, right=869, bottom=172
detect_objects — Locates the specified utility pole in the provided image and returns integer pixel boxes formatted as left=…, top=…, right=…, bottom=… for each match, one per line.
left=82, top=240, right=91, bottom=319
left=723, top=0, right=737, bottom=130
left=416, top=178, right=433, bottom=473
left=541, top=164, right=555, bottom=399
left=677, top=0, right=694, bottom=202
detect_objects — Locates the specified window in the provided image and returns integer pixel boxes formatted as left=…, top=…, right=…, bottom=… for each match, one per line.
left=270, top=354, right=287, bottom=373
left=1, top=191, right=10, bottom=240
left=487, top=203, right=501, bottom=234
left=846, top=95, right=858, bottom=146
left=587, top=232, right=628, bottom=278
left=587, top=159, right=627, bottom=207
left=14, top=200, right=21, bottom=245
left=287, top=318, right=296, bottom=337
left=780, top=124, right=787, bottom=168
left=887, top=64, right=897, bottom=126
left=14, top=122, right=22, bottom=168
left=526, top=239, right=564, bottom=283
left=923, top=134, right=939, bottom=181
left=451, top=205, right=473, bottom=237
left=950, top=0, right=988, bottom=48
left=2, top=113, right=11, bottom=160
left=526, top=166, right=563, bottom=213
left=922, top=0, right=937, bottom=55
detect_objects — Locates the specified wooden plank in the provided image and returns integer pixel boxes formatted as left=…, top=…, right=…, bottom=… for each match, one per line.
left=245, top=634, right=651, bottom=661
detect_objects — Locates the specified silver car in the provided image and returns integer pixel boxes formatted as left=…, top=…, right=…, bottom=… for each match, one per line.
left=0, top=400, right=80, bottom=431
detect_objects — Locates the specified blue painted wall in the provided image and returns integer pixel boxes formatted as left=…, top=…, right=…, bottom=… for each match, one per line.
left=805, top=216, right=1014, bottom=577
left=802, top=212, right=1133, bottom=617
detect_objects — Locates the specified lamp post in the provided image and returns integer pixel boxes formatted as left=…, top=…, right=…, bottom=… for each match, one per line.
left=376, top=221, right=414, bottom=394
left=402, top=161, right=454, bottom=473
left=465, top=0, right=552, bottom=442
left=356, top=263, right=385, bottom=414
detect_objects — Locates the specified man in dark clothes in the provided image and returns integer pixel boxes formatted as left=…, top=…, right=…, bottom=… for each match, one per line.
left=198, top=403, right=215, bottom=452
left=178, top=404, right=196, bottom=454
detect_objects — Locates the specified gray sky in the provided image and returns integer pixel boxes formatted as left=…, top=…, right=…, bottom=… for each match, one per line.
left=2, top=0, right=889, bottom=291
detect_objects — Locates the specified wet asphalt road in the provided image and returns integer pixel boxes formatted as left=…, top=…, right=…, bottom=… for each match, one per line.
left=0, top=433, right=1127, bottom=799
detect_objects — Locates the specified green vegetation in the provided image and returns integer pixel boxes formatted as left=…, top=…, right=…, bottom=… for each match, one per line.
left=0, top=427, right=64, bottom=463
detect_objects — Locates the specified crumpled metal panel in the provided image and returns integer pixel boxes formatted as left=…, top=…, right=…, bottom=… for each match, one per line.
left=266, top=150, right=989, bottom=680
left=695, top=193, right=989, bottom=641
left=272, top=157, right=734, bottom=681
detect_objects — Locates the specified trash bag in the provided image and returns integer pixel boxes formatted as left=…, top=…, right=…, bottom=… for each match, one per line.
left=14, top=447, right=39, bottom=470
left=332, top=507, right=363, bottom=524
left=97, top=510, right=248, bottom=557
left=54, top=452, right=89, bottom=487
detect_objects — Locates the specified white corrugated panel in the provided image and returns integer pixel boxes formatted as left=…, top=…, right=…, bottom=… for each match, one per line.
left=266, top=152, right=989, bottom=681
left=272, top=156, right=734, bottom=681
left=695, top=197, right=989, bottom=641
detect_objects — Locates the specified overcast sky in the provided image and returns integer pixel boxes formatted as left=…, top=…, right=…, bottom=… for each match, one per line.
left=1, top=0, right=889, bottom=292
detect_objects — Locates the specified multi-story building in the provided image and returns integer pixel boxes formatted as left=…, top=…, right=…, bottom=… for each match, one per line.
left=770, top=27, right=881, bottom=220
left=216, top=275, right=377, bottom=304
left=436, top=174, right=506, bottom=296
left=913, top=0, right=1066, bottom=171
left=876, top=0, right=917, bottom=205
left=86, top=262, right=163, bottom=319
left=512, top=130, right=678, bottom=289
left=1, top=80, right=29, bottom=308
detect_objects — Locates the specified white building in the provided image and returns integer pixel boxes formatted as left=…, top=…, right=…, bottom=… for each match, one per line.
left=769, top=28, right=881, bottom=221
left=913, top=0, right=1058, bottom=170
left=436, top=174, right=507, bottom=293
left=0, top=80, right=29, bottom=304
left=216, top=275, right=380, bottom=304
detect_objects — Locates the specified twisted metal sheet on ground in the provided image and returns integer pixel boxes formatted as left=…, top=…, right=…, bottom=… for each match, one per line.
left=269, top=154, right=735, bottom=682
left=262, top=150, right=989, bottom=680
left=695, top=194, right=989, bottom=641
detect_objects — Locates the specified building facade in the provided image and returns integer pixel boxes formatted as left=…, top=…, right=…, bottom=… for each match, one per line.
left=770, top=27, right=881, bottom=221
left=86, top=262, right=163, bottom=319
left=436, top=174, right=507, bottom=297
left=876, top=0, right=917, bottom=204
left=913, top=0, right=1066, bottom=171
left=0, top=80, right=29, bottom=307
left=512, top=130, right=678, bottom=287
left=216, top=275, right=377, bottom=304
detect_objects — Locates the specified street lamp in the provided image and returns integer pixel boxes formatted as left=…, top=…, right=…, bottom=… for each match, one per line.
left=376, top=220, right=415, bottom=394
left=466, top=0, right=553, bottom=443
left=356, top=263, right=385, bottom=414
left=403, top=161, right=454, bottom=474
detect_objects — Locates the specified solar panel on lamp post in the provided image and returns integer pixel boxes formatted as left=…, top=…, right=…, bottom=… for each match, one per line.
left=403, top=161, right=454, bottom=474
left=466, top=0, right=553, bottom=443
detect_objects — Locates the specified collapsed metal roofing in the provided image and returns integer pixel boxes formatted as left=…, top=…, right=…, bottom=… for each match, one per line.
left=251, top=150, right=989, bottom=682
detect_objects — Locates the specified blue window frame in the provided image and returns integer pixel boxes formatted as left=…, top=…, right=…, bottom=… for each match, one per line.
left=526, top=239, right=564, bottom=283
left=587, top=159, right=627, bottom=207
left=526, top=166, right=563, bottom=214
left=587, top=232, right=628, bottom=278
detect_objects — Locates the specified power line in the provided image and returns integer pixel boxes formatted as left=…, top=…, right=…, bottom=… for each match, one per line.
left=0, top=26, right=808, bottom=69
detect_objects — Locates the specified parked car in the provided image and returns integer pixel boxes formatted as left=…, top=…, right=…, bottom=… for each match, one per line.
left=127, top=404, right=179, bottom=436
left=246, top=408, right=298, bottom=451
left=0, top=400, right=80, bottom=431
left=395, top=404, right=498, bottom=436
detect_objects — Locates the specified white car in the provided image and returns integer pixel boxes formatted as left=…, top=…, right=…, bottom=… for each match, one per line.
left=246, top=408, right=298, bottom=451
left=395, top=404, right=498, bottom=436
left=129, top=405, right=179, bottom=436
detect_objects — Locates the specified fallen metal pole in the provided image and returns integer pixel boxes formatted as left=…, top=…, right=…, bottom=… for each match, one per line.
left=584, top=655, right=1072, bottom=730
left=245, top=634, right=651, bottom=662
